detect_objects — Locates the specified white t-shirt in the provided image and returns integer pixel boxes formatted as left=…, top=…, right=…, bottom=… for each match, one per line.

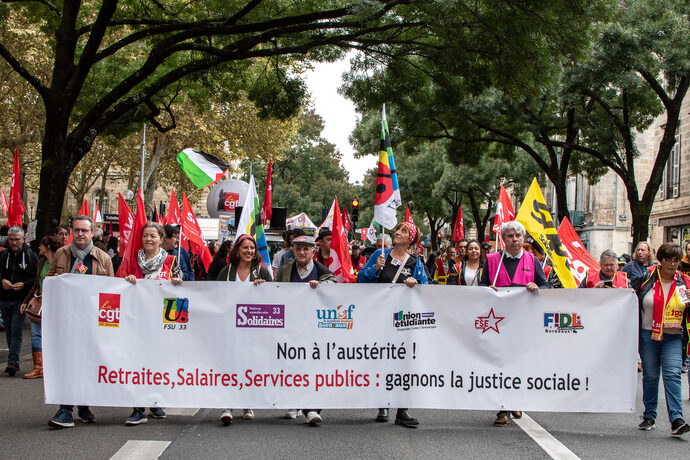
left=272, top=248, right=287, bottom=269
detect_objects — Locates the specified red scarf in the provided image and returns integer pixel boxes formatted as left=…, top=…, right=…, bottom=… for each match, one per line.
left=651, top=267, right=682, bottom=340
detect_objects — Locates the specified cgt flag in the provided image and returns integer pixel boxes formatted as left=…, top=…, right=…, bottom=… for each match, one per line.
left=330, top=196, right=355, bottom=283
left=516, top=178, right=576, bottom=289
left=261, top=160, right=272, bottom=225
left=181, top=192, right=213, bottom=272
left=558, top=216, right=600, bottom=285
left=166, top=188, right=181, bottom=225
left=452, top=206, right=464, bottom=243
left=236, top=175, right=271, bottom=269
left=117, top=193, right=134, bottom=258
left=342, top=207, right=352, bottom=232
left=116, top=189, right=147, bottom=278
left=8, top=148, right=25, bottom=227
left=373, top=104, right=402, bottom=230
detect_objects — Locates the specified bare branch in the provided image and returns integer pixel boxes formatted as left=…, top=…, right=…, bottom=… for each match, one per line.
left=0, top=43, right=48, bottom=98
left=2, top=0, right=61, bottom=16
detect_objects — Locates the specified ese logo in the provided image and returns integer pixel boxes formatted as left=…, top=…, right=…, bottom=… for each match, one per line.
left=317, top=304, right=355, bottom=330
left=98, top=293, right=121, bottom=328
left=163, top=297, right=189, bottom=324
left=474, top=308, right=504, bottom=334
left=543, top=312, right=583, bottom=333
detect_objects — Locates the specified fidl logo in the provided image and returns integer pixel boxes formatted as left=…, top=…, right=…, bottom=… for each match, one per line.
left=163, top=298, right=189, bottom=324
left=98, top=293, right=121, bottom=328
left=317, top=304, right=355, bottom=330
left=543, top=312, right=583, bottom=333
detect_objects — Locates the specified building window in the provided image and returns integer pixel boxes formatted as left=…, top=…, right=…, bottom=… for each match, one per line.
left=661, top=134, right=681, bottom=200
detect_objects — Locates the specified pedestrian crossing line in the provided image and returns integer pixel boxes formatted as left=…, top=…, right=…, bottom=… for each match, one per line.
left=164, top=408, right=199, bottom=416
left=110, top=440, right=170, bottom=460
left=513, top=413, right=580, bottom=460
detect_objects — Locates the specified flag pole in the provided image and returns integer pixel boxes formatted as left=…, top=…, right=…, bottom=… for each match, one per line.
left=140, top=123, right=146, bottom=191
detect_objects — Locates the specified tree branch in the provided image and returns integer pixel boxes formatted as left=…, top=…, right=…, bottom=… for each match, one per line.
left=2, top=0, right=61, bottom=16
left=0, top=43, right=47, bottom=98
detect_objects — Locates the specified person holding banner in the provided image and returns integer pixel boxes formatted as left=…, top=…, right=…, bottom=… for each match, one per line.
left=479, top=221, right=549, bottom=426
left=457, top=239, right=484, bottom=286
left=162, top=225, right=194, bottom=281
left=277, top=235, right=336, bottom=426
left=215, top=234, right=272, bottom=425
left=47, top=216, right=113, bottom=429
left=623, top=241, right=655, bottom=284
left=357, top=221, right=427, bottom=428
left=578, top=250, right=628, bottom=288
left=633, top=243, right=690, bottom=435
left=121, top=222, right=182, bottom=425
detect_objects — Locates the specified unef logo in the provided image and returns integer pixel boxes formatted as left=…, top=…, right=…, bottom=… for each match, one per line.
left=317, top=304, right=355, bottom=330
left=163, top=297, right=189, bottom=329
left=544, top=312, right=583, bottom=333
left=98, top=293, right=121, bottom=328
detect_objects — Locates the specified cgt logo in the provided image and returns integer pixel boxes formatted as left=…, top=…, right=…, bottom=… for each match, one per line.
left=163, top=297, right=189, bottom=324
left=544, top=312, right=583, bottom=333
left=98, top=293, right=121, bottom=328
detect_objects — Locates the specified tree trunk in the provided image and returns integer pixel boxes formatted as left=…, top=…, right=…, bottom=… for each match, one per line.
left=36, top=149, right=72, bottom=238
left=427, top=212, right=441, bottom=251
left=144, top=132, right=169, bottom=209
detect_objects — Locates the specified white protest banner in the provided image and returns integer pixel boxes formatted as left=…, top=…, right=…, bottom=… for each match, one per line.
left=42, top=275, right=638, bottom=412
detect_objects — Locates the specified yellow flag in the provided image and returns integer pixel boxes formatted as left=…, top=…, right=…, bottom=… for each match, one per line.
left=516, top=178, right=577, bottom=289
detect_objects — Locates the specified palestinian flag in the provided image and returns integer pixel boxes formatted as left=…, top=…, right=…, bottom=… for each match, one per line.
left=176, top=148, right=229, bottom=189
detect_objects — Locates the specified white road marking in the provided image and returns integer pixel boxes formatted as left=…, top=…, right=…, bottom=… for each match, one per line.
left=513, top=413, right=580, bottom=460
left=164, top=408, right=198, bottom=416
left=110, top=440, right=170, bottom=460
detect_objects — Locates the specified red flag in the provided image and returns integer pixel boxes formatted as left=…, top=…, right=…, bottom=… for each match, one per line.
left=116, top=189, right=147, bottom=278
left=157, top=210, right=165, bottom=226
left=181, top=192, right=213, bottom=271
left=77, top=199, right=90, bottom=218
left=557, top=216, right=600, bottom=285
left=361, top=228, right=368, bottom=242
left=0, top=187, right=8, bottom=216
left=261, top=160, right=272, bottom=225
left=342, top=207, right=352, bottom=232
left=492, top=184, right=515, bottom=234
left=452, top=206, right=464, bottom=242
left=8, top=149, right=25, bottom=227
left=166, top=188, right=181, bottom=225
left=404, top=206, right=414, bottom=226
left=330, top=197, right=355, bottom=283
left=94, top=204, right=103, bottom=223
left=117, top=193, right=134, bottom=258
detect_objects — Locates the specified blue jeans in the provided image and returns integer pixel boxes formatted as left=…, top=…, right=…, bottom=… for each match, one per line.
left=0, top=300, right=24, bottom=365
left=30, top=320, right=41, bottom=352
left=640, top=329, right=684, bottom=422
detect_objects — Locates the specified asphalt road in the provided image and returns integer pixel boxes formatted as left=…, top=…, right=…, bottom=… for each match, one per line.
left=1, top=321, right=689, bottom=460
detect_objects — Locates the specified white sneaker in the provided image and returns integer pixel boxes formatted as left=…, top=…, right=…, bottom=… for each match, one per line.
left=220, top=409, right=233, bottom=425
left=242, top=409, right=255, bottom=420
left=283, top=410, right=298, bottom=419
left=306, top=411, right=322, bottom=425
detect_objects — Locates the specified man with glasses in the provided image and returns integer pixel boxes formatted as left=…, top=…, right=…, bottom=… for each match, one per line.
left=46, top=215, right=113, bottom=428
left=0, top=226, right=38, bottom=376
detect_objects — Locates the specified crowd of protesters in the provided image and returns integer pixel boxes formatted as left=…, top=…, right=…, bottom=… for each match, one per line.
left=1, top=218, right=689, bottom=435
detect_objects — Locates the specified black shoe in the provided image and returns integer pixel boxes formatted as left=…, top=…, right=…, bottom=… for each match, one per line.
left=638, top=417, right=655, bottom=431
left=394, top=409, right=419, bottom=428
left=78, top=408, right=96, bottom=423
left=6, top=363, right=18, bottom=377
left=672, top=418, right=690, bottom=435
left=376, top=408, right=389, bottom=423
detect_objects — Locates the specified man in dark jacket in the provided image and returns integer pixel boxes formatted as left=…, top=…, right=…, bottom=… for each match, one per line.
left=0, top=226, right=38, bottom=376
left=162, top=224, right=194, bottom=281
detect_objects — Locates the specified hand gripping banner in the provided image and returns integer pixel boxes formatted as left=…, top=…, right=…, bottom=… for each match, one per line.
left=43, top=275, right=637, bottom=412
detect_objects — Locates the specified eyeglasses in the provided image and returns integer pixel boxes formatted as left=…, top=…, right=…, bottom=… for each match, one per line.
left=73, top=228, right=91, bottom=234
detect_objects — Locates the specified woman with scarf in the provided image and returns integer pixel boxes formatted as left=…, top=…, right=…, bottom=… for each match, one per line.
left=216, top=234, right=272, bottom=425
left=457, top=239, right=484, bottom=286
left=633, top=243, right=690, bottom=435
left=122, top=222, right=182, bottom=426
left=357, top=221, right=428, bottom=428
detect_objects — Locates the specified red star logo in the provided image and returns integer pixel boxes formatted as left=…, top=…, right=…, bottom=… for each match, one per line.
left=475, top=308, right=504, bottom=334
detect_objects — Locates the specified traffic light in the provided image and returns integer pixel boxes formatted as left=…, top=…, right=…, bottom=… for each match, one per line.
left=351, top=198, right=359, bottom=223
